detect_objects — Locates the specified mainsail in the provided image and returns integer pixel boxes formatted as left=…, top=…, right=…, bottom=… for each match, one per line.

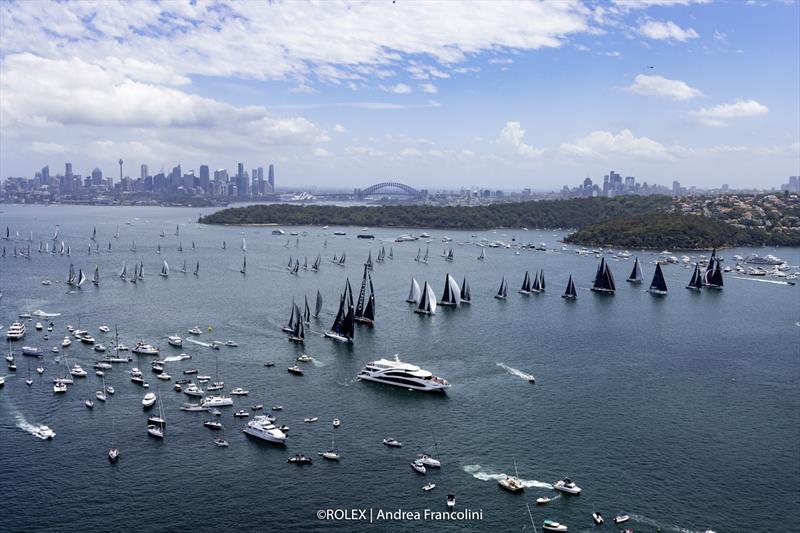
left=649, top=263, right=668, bottom=294
left=562, top=274, right=577, bottom=300
left=591, top=257, right=616, bottom=294
left=627, top=257, right=643, bottom=283
left=460, top=277, right=471, bottom=303
left=406, top=277, right=421, bottom=303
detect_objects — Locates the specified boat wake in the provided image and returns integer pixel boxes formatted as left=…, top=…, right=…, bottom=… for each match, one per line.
left=497, top=363, right=535, bottom=383
left=462, top=464, right=552, bottom=489
left=14, top=412, right=46, bottom=440
left=163, top=355, right=188, bottom=362
left=185, top=338, right=211, bottom=348
left=337, top=377, right=359, bottom=387
left=731, top=276, right=794, bottom=286
left=628, top=513, right=713, bottom=533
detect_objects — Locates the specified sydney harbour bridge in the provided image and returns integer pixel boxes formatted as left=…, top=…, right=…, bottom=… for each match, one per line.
left=353, top=182, right=426, bottom=200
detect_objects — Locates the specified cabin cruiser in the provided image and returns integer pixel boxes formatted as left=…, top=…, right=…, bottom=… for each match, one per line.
left=553, top=477, right=581, bottom=495
left=180, top=403, right=208, bottom=412
left=417, top=453, right=440, bottom=467
left=304, top=417, right=318, bottom=423
left=234, top=410, right=249, bottom=418
left=410, top=459, right=427, bottom=474
left=213, top=438, right=229, bottom=447
left=167, top=335, right=183, bottom=347
left=133, top=341, right=159, bottom=355
left=32, top=425, right=56, bottom=440
left=498, top=476, right=524, bottom=493
left=423, top=483, right=436, bottom=491
left=94, top=362, right=112, bottom=370
left=536, top=496, right=551, bottom=505
left=142, top=393, right=157, bottom=408
left=357, top=356, right=450, bottom=392
left=106, top=385, right=115, bottom=395
left=297, top=354, right=313, bottom=363
left=224, top=340, right=238, bottom=347
left=230, top=388, right=248, bottom=396
left=251, top=404, right=264, bottom=411
left=98, top=325, right=110, bottom=333
left=383, top=437, right=402, bottom=447
left=35, top=322, right=43, bottom=330
left=6, top=322, right=26, bottom=340
left=288, top=454, right=312, bottom=464
left=592, top=512, right=604, bottom=524
left=174, top=383, right=183, bottom=392
left=207, top=381, right=224, bottom=391
left=79, top=334, right=95, bottom=345
left=201, top=395, right=233, bottom=407
left=93, top=344, right=106, bottom=352
left=69, top=365, right=87, bottom=377
left=183, top=368, right=199, bottom=375
left=542, top=520, right=568, bottom=531
left=288, top=365, right=304, bottom=375
left=22, top=346, right=44, bottom=356
left=204, top=420, right=223, bottom=430
left=188, top=326, right=202, bottom=335
left=197, top=375, right=211, bottom=382
left=53, top=381, right=67, bottom=393
left=62, top=337, right=71, bottom=347
left=613, top=514, right=629, bottom=524
left=243, top=416, right=287, bottom=444
left=156, top=373, right=171, bottom=380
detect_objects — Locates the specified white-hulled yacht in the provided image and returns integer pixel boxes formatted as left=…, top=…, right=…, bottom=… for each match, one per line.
left=6, top=322, right=25, bottom=340
left=183, top=384, right=205, bottom=397
left=201, top=395, right=233, bottom=407
left=33, top=425, right=56, bottom=440
left=62, top=337, right=71, bottom=347
left=243, top=415, right=287, bottom=444
left=142, top=393, right=157, bottom=408
left=167, top=335, right=182, bottom=347
left=133, top=341, right=159, bottom=355
left=357, top=355, right=450, bottom=392
left=553, top=477, right=582, bottom=495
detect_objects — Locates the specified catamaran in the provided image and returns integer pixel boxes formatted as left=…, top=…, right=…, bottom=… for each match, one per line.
left=649, top=263, right=669, bottom=295
left=627, top=257, right=643, bottom=284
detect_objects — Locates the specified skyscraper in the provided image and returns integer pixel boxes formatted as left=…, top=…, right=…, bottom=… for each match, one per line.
left=199, top=165, right=210, bottom=192
left=140, top=164, right=148, bottom=180
left=64, top=163, right=72, bottom=178
left=268, top=164, right=275, bottom=192
left=91, top=167, right=103, bottom=185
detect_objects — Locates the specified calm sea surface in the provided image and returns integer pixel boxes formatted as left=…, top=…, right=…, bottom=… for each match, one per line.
left=1, top=204, right=798, bottom=532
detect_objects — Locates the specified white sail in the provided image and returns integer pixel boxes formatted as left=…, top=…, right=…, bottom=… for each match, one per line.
left=425, top=283, right=437, bottom=314
left=408, top=277, right=421, bottom=303
left=447, top=274, right=461, bottom=305
left=241, top=237, right=247, bottom=252
left=77, top=269, right=86, bottom=287
left=161, top=260, right=169, bottom=276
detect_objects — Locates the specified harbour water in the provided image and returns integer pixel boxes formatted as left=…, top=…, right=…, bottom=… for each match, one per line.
left=1, top=204, right=798, bottom=532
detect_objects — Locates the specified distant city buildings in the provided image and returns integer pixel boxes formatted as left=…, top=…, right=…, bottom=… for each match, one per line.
left=782, top=176, right=800, bottom=193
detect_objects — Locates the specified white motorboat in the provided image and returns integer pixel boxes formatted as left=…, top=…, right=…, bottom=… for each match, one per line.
left=383, top=437, right=402, bottom=447
left=133, top=341, right=159, bottom=355
left=33, top=425, right=56, bottom=440
left=95, top=390, right=107, bottom=401
left=53, top=381, right=67, bottom=393
left=180, top=403, right=208, bottom=412
left=288, top=365, right=304, bottom=375
left=93, top=344, right=106, bottom=352
left=417, top=453, right=440, bottom=468
left=85, top=400, right=94, bottom=409
left=142, top=393, right=157, bottom=408
left=106, top=385, right=115, bottom=395
left=51, top=347, right=59, bottom=353
left=35, top=322, right=43, bottom=330
left=234, top=410, right=249, bottom=418
left=204, top=420, right=223, bottom=430
left=188, top=326, right=202, bottom=335
left=96, top=370, right=104, bottom=377
left=230, top=388, right=249, bottom=396
left=156, top=373, right=171, bottom=380
left=213, top=438, right=229, bottom=447
left=410, top=460, right=427, bottom=474
left=207, top=381, right=224, bottom=391
left=297, top=354, right=312, bottom=362
left=167, top=335, right=183, bottom=347
left=613, top=514, right=629, bottom=524
left=592, top=512, right=604, bottom=524
left=98, top=325, right=110, bottom=333
left=79, top=334, right=95, bottom=345
left=537, top=496, right=552, bottom=505
left=423, top=483, right=436, bottom=491
left=224, top=340, right=238, bottom=347
left=201, top=395, right=233, bottom=407
left=6, top=322, right=26, bottom=340
left=357, top=355, right=450, bottom=392
left=183, top=384, right=205, bottom=397
left=332, top=418, right=341, bottom=428
left=94, top=362, right=112, bottom=369
left=553, top=477, right=581, bottom=495
left=271, top=405, right=283, bottom=411
left=108, top=448, right=120, bottom=462
left=304, top=417, right=318, bottom=423
left=243, top=416, right=287, bottom=444
left=70, top=365, right=87, bottom=377
left=446, top=495, right=455, bottom=509
left=36, top=366, right=44, bottom=374
left=498, top=476, right=524, bottom=493
left=542, top=520, right=568, bottom=531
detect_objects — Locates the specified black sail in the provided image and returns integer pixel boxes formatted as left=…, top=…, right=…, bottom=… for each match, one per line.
left=709, top=260, right=724, bottom=288
left=355, top=265, right=368, bottom=317
left=330, top=294, right=345, bottom=334
left=628, top=258, right=643, bottom=283
left=649, top=263, right=668, bottom=293
left=441, top=273, right=452, bottom=303
left=461, top=277, right=471, bottom=301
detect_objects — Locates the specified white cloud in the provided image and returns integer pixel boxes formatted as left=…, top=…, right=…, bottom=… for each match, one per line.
left=691, top=99, right=769, bottom=127
left=29, top=141, right=68, bottom=154
left=380, top=83, right=412, bottom=94
left=333, top=124, right=347, bottom=133
left=420, top=83, right=438, bottom=94
left=488, top=58, right=513, bottom=65
left=313, top=148, right=332, bottom=157
left=614, top=0, right=710, bottom=10
left=626, top=74, right=702, bottom=100
left=500, top=122, right=544, bottom=159
left=560, top=129, right=672, bottom=159
left=639, top=20, right=699, bottom=42
left=602, top=51, right=622, bottom=57
left=290, top=84, right=317, bottom=94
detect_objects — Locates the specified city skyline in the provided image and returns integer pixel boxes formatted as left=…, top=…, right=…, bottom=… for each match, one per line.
left=1, top=1, right=799, bottom=189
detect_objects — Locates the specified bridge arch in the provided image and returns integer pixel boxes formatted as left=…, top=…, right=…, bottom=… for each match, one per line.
left=356, top=182, right=423, bottom=199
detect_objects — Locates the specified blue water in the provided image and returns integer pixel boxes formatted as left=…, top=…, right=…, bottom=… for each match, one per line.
left=1, top=205, right=798, bottom=532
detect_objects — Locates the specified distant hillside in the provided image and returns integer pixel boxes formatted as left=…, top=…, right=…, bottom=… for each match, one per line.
left=199, top=196, right=673, bottom=230
left=564, top=212, right=800, bottom=249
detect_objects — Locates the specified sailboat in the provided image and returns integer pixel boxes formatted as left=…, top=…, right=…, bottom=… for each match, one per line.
left=591, top=257, right=616, bottom=294
left=147, top=383, right=165, bottom=438
left=337, top=252, right=346, bottom=266
left=113, top=225, right=119, bottom=239
left=320, top=427, right=341, bottom=461
left=66, top=263, right=77, bottom=286
left=76, top=268, right=86, bottom=288
left=686, top=264, right=703, bottom=290
left=130, top=263, right=138, bottom=284
left=324, top=292, right=355, bottom=342
left=157, top=243, right=161, bottom=254
left=388, top=247, right=393, bottom=259
left=222, top=240, right=226, bottom=250
left=562, top=274, right=577, bottom=300
left=180, top=260, right=187, bottom=274
left=130, top=240, right=136, bottom=252
left=414, top=281, right=437, bottom=315
left=445, top=248, right=454, bottom=262
left=175, top=224, right=180, bottom=236
left=91, top=227, right=97, bottom=241
left=649, top=263, right=668, bottom=295
left=495, top=276, right=508, bottom=299
left=241, top=237, right=247, bottom=252
left=519, top=271, right=531, bottom=294
left=282, top=298, right=297, bottom=333
left=138, top=261, right=144, bottom=280
left=364, top=251, right=373, bottom=270
left=314, top=290, right=323, bottom=318
left=240, top=256, right=247, bottom=274
left=160, top=229, right=166, bottom=238
left=406, top=277, right=422, bottom=303
left=439, top=274, right=461, bottom=306
left=160, top=260, right=169, bottom=277
left=414, top=248, right=421, bottom=262
left=194, top=260, right=200, bottom=276
left=460, top=277, right=471, bottom=303
left=530, top=270, right=543, bottom=293
left=108, top=402, right=119, bottom=463
left=303, top=256, right=308, bottom=270
left=703, top=249, right=724, bottom=289
left=627, top=257, right=643, bottom=284
left=119, top=261, right=127, bottom=280
left=288, top=304, right=305, bottom=343
left=178, top=241, right=183, bottom=252
left=59, top=241, right=65, bottom=255
left=107, top=241, right=112, bottom=252
left=477, top=247, right=485, bottom=261
left=311, top=254, right=321, bottom=272
left=354, top=266, right=376, bottom=326
left=192, top=241, right=195, bottom=251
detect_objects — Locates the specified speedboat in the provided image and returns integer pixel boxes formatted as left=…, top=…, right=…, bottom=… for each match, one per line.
left=183, top=384, right=205, bottom=397
left=33, top=425, right=56, bottom=440
left=263, top=361, right=275, bottom=367
left=173, top=383, right=182, bottom=392
left=167, top=335, right=183, bottom=347
left=213, top=438, right=229, bottom=447
left=98, top=325, right=110, bottom=333
left=537, top=496, right=551, bottom=505
left=243, top=416, right=287, bottom=444
left=188, top=326, right=202, bottom=335
left=288, top=365, right=304, bottom=375
left=93, top=344, right=106, bottom=352
left=51, top=347, right=60, bottom=353
left=156, top=373, right=171, bottom=380
left=304, top=417, right=318, bottom=423
left=106, top=385, right=115, bottom=395
left=592, top=512, right=604, bottom=524
left=204, top=420, right=223, bottom=430
left=423, top=483, right=436, bottom=491
left=197, top=374, right=211, bottom=381
left=147, top=424, right=164, bottom=438
left=410, top=460, right=427, bottom=474
left=234, top=410, right=249, bottom=418
left=251, top=404, right=264, bottom=411
left=288, top=454, right=312, bottom=464
left=553, top=477, right=581, bottom=495
left=35, top=322, right=43, bottom=330
left=613, top=514, right=629, bottom=524
left=133, top=341, right=159, bottom=355
left=224, top=340, right=238, bottom=347
left=446, top=495, right=455, bottom=509
left=142, top=393, right=157, bottom=408
left=297, top=354, right=312, bottom=362
left=230, top=388, right=248, bottom=395
left=383, top=437, right=402, bottom=447
left=53, top=381, right=67, bottom=393
left=201, top=395, right=233, bottom=407
left=41, top=280, right=51, bottom=286
left=332, top=418, right=341, bottom=428
left=207, top=381, right=224, bottom=391
left=108, top=448, right=120, bottom=462
left=498, top=476, right=524, bottom=493
left=271, top=405, right=283, bottom=411
left=69, top=365, right=87, bottom=377
left=542, top=520, right=568, bottom=532
left=357, top=356, right=450, bottom=392
left=417, top=453, right=440, bottom=467
left=95, top=390, right=107, bottom=401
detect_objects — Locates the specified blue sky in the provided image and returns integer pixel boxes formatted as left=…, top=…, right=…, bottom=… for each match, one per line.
left=0, top=0, right=797, bottom=190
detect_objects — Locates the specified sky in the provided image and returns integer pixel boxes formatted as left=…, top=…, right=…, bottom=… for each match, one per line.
left=0, top=0, right=798, bottom=190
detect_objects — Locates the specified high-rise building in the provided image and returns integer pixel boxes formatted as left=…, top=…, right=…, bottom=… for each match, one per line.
left=140, top=164, right=148, bottom=180
left=268, top=164, right=275, bottom=192
left=64, top=163, right=72, bottom=178
left=237, top=162, right=244, bottom=178
left=672, top=180, right=681, bottom=196
left=41, top=165, right=50, bottom=185
left=214, top=168, right=228, bottom=182
left=91, top=167, right=103, bottom=185
left=199, top=165, right=210, bottom=192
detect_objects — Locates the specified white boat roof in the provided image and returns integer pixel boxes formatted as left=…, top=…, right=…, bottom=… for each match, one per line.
left=368, top=358, right=433, bottom=377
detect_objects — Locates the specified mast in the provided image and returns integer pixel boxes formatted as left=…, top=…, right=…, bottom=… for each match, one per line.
left=441, top=273, right=452, bottom=303
left=363, top=275, right=375, bottom=322
left=562, top=274, right=577, bottom=299
left=304, top=295, right=311, bottom=323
